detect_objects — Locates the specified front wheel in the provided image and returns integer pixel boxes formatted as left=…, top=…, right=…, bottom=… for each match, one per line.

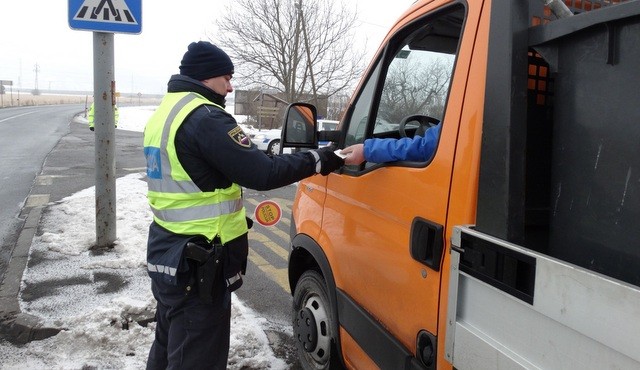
left=292, top=271, right=343, bottom=370
left=267, top=139, right=280, bottom=155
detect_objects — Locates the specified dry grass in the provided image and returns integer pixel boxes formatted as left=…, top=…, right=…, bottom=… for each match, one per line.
left=0, top=93, right=162, bottom=108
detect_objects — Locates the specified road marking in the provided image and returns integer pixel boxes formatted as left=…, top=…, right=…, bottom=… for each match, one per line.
left=249, top=232, right=289, bottom=261
left=246, top=195, right=296, bottom=294
left=36, top=176, right=54, bottom=186
left=35, top=175, right=75, bottom=185
left=264, top=225, right=290, bottom=245
left=248, top=248, right=290, bottom=293
left=0, top=111, right=37, bottom=123
left=25, top=194, right=50, bottom=208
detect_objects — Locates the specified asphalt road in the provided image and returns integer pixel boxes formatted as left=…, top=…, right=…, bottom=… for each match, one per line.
left=0, top=105, right=80, bottom=287
left=240, top=184, right=303, bottom=368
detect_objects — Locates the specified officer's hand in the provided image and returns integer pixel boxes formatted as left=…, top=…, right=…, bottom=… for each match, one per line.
left=89, top=127, right=94, bottom=131
left=313, top=146, right=344, bottom=176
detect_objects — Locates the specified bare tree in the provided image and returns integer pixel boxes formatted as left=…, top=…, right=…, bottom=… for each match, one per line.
left=379, top=56, right=453, bottom=124
left=212, top=0, right=366, bottom=105
left=327, top=93, right=351, bottom=120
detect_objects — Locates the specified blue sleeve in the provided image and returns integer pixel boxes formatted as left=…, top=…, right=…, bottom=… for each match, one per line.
left=363, top=123, right=441, bottom=163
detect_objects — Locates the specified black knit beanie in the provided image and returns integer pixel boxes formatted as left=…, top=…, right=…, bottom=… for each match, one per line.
left=179, top=41, right=234, bottom=81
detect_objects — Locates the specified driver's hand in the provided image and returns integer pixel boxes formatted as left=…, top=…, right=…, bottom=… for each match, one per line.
left=341, top=144, right=366, bottom=166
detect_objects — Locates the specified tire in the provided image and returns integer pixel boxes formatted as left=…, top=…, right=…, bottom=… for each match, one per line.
left=292, top=271, right=343, bottom=370
left=267, top=139, right=280, bottom=155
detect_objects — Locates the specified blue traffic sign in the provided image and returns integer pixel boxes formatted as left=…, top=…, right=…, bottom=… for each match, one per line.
left=68, top=0, right=142, bottom=34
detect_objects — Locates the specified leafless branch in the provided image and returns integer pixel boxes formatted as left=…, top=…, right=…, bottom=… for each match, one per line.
left=211, top=0, right=366, bottom=104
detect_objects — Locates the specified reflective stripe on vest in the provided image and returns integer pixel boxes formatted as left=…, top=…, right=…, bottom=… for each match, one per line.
left=146, top=93, right=204, bottom=194
left=151, top=198, right=244, bottom=222
left=144, top=92, right=247, bottom=243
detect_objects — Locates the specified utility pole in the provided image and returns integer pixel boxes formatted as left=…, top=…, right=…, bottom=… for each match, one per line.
left=131, top=74, right=134, bottom=104
left=18, top=60, right=21, bottom=106
left=33, top=63, right=40, bottom=94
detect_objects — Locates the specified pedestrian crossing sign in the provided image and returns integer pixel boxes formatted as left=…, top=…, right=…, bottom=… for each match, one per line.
left=68, top=0, right=142, bottom=34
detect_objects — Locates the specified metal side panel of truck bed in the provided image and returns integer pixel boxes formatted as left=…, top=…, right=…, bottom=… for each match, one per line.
left=445, top=226, right=640, bottom=370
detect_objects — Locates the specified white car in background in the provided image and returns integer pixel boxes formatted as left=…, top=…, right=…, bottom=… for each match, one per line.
left=249, top=128, right=282, bottom=155
left=318, top=119, right=339, bottom=131
left=238, top=123, right=255, bottom=133
left=318, top=119, right=339, bottom=147
left=249, top=119, right=339, bottom=155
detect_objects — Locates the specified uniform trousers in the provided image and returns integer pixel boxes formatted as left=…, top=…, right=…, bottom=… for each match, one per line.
left=146, top=268, right=231, bottom=370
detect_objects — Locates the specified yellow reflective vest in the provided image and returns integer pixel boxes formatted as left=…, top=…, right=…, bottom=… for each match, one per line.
left=88, top=103, right=119, bottom=129
left=143, top=92, right=247, bottom=244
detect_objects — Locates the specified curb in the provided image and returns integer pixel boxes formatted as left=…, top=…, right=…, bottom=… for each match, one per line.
left=0, top=204, right=61, bottom=344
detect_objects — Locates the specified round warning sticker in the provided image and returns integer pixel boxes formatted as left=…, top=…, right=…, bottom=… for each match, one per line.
left=254, top=200, right=282, bottom=227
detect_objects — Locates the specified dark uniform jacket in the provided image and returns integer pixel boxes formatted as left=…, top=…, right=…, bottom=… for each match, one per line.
left=147, top=74, right=317, bottom=290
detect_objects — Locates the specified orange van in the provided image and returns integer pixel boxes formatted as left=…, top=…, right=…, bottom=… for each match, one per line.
left=281, top=0, right=640, bottom=369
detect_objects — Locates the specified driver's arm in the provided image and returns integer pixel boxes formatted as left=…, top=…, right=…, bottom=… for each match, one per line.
left=344, top=123, right=442, bottom=164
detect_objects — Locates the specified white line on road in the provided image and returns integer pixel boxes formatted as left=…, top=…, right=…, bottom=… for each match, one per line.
left=0, top=111, right=37, bottom=123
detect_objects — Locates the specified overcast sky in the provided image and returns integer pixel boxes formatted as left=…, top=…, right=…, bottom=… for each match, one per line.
left=0, top=0, right=414, bottom=95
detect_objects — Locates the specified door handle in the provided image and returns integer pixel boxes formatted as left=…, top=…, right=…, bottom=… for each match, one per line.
left=410, top=217, right=444, bottom=271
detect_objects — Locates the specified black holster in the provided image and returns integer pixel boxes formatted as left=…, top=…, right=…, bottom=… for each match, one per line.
left=184, top=240, right=224, bottom=304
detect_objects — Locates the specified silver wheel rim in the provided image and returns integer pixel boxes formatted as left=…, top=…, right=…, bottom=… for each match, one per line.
left=304, top=295, right=331, bottom=364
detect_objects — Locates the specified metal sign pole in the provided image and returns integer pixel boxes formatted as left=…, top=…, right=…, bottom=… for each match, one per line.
left=93, top=31, right=116, bottom=248
left=69, top=0, right=141, bottom=247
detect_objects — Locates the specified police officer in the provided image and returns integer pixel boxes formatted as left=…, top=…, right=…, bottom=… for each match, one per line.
left=88, top=102, right=119, bottom=131
left=143, top=41, right=343, bottom=369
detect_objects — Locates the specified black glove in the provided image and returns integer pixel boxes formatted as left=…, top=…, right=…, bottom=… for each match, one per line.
left=246, top=216, right=254, bottom=229
left=89, top=126, right=94, bottom=131
left=312, top=146, right=344, bottom=176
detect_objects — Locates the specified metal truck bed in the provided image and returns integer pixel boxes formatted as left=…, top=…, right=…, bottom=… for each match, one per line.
left=445, top=226, right=640, bottom=369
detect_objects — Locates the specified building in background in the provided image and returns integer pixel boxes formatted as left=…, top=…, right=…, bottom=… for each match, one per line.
left=234, top=89, right=331, bottom=130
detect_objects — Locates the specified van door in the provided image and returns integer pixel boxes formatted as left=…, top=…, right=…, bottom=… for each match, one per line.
left=320, top=3, right=479, bottom=368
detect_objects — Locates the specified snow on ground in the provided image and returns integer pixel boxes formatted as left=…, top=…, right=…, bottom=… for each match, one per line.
left=0, top=106, right=288, bottom=369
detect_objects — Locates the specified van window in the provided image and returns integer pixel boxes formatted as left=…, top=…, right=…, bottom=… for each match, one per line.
left=377, top=44, right=455, bottom=127
left=343, top=5, right=464, bottom=156
left=345, top=63, right=383, bottom=146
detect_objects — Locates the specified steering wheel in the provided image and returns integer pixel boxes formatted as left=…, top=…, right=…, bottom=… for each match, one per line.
left=399, top=115, right=439, bottom=138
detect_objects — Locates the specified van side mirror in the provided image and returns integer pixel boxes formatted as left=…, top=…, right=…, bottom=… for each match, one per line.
left=280, top=103, right=319, bottom=154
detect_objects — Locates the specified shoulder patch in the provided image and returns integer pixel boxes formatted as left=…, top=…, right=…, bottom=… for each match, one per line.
left=228, top=126, right=251, bottom=148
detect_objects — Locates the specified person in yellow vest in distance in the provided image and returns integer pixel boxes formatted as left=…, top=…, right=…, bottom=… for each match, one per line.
left=88, top=102, right=119, bottom=131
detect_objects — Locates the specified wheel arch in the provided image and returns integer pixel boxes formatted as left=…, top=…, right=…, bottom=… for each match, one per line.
left=289, top=233, right=344, bottom=367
